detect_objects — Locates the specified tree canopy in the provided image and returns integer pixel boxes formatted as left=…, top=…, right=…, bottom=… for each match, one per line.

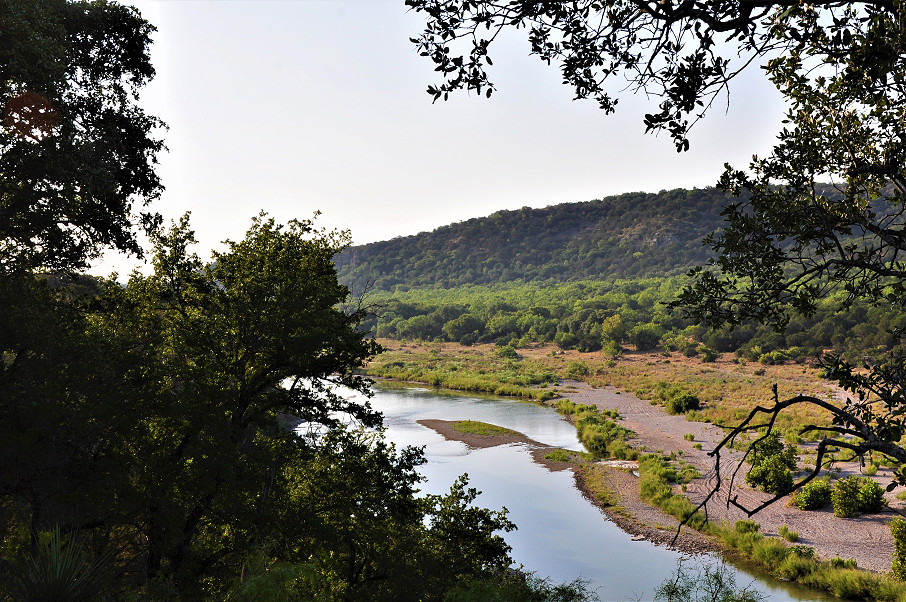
left=0, top=0, right=163, bottom=273
left=409, top=0, right=906, bottom=512
left=0, top=2, right=575, bottom=598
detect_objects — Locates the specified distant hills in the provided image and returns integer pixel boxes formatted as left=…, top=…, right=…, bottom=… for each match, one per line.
left=335, top=188, right=734, bottom=292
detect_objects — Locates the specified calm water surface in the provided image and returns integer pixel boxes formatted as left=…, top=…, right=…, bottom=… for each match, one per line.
left=367, top=382, right=836, bottom=601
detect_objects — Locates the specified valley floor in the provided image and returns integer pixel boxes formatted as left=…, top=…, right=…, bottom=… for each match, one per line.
left=556, top=380, right=899, bottom=574
left=367, top=340, right=906, bottom=575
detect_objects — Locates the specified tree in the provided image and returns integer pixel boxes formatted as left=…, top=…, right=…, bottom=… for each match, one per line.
left=1, top=0, right=163, bottom=273
left=97, top=214, right=383, bottom=588
left=408, top=1, right=906, bottom=516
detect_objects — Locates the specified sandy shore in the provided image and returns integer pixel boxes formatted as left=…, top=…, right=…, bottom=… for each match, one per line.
left=417, top=382, right=901, bottom=573
left=556, top=380, right=901, bottom=573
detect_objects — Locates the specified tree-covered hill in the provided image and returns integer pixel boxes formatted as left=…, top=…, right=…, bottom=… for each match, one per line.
left=335, top=188, right=733, bottom=292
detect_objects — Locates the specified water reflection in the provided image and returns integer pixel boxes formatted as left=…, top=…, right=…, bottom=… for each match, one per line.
left=369, top=382, right=834, bottom=601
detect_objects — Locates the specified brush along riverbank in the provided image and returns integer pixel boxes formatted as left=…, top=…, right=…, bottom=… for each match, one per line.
left=367, top=340, right=906, bottom=599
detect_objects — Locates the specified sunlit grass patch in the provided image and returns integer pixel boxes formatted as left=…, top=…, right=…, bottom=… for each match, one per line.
left=451, top=420, right=517, bottom=437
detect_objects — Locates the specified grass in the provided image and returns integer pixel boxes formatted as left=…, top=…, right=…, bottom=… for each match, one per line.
left=544, top=449, right=571, bottom=462
left=451, top=420, right=517, bottom=437
left=779, top=525, right=799, bottom=542
left=368, top=340, right=906, bottom=600
left=576, top=463, right=615, bottom=507
left=367, top=339, right=837, bottom=434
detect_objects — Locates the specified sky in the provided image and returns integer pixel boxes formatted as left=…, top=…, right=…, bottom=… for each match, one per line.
left=93, top=0, right=788, bottom=276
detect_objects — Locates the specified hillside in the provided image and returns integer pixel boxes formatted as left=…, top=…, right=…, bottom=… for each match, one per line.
left=335, top=188, right=733, bottom=292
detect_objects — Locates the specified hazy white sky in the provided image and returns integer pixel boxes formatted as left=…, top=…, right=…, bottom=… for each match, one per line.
left=94, top=0, right=787, bottom=276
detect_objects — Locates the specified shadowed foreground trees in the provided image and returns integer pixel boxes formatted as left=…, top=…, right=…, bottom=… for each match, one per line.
left=0, top=2, right=595, bottom=598
left=0, top=215, right=533, bottom=599
left=409, top=0, right=906, bottom=511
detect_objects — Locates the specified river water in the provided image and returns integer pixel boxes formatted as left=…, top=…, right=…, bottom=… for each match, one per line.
left=366, top=381, right=835, bottom=601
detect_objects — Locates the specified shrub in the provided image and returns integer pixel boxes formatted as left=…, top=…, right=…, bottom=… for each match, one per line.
left=666, top=392, right=700, bottom=415
left=699, top=346, right=719, bottom=362
left=575, top=413, right=632, bottom=458
left=864, top=462, right=878, bottom=476
left=758, top=350, right=790, bottom=365
left=11, top=528, right=110, bottom=601
left=565, top=361, right=589, bottom=378
left=791, top=479, right=831, bottom=510
left=778, top=525, right=799, bottom=542
left=627, top=323, right=664, bottom=351
left=891, top=517, right=906, bottom=580
left=683, top=433, right=695, bottom=442
left=832, top=476, right=862, bottom=518
left=745, top=433, right=797, bottom=494
left=495, top=345, right=519, bottom=360
left=735, top=520, right=761, bottom=534
left=857, top=478, right=886, bottom=513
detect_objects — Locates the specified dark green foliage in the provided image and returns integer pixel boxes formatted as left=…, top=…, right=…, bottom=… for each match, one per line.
left=791, top=479, right=832, bottom=510
left=745, top=433, right=797, bottom=495
left=0, top=215, right=529, bottom=599
left=0, top=0, right=163, bottom=273
left=665, top=392, right=700, bottom=415
left=574, top=411, right=633, bottom=458
left=336, top=189, right=733, bottom=292
left=10, top=528, right=111, bottom=602
left=445, top=573, right=596, bottom=602
left=891, top=517, right=906, bottom=580
left=858, top=478, right=886, bottom=514
left=627, top=322, right=665, bottom=351
left=652, top=382, right=700, bottom=415
left=832, top=477, right=864, bottom=518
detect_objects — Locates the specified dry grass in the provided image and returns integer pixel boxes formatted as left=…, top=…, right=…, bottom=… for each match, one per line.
left=368, top=339, right=839, bottom=432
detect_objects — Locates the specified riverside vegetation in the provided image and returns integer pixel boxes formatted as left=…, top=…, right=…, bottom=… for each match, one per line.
left=366, top=340, right=906, bottom=600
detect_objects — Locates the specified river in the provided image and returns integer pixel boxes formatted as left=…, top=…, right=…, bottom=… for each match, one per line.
left=366, top=381, right=836, bottom=601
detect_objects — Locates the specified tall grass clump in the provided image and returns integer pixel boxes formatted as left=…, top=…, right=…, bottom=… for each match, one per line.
left=891, top=517, right=906, bottom=580
left=575, top=412, right=634, bottom=459
left=637, top=455, right=708, bottom=531
left=11, top=528, right=110, bottom=602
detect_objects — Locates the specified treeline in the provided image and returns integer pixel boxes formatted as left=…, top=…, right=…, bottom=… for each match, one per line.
left=336, top=188, right=733, bottom=292
left=362, top=278, right=906, bottom=363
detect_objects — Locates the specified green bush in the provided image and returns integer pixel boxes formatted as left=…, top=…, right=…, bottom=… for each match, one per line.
left=699, top=346, right=719, bottom=362
left=665, top=392, right=700, bottom=415
left=891, top=517, right=906, bottom=580
left=758, top=350, right=790, bottom=365
left=831, top=476, right=862, bottom=518
left=745, top=433, right=797, bottom=494
left=735, top=520, right=761, bottom=534
left=791, top=479, right=831, bottom=510
left=565, top=360, right=589, bottom=378
left=778, top=525, right=799, bottom=542
left=857, top=478, right=886, bottom=513
left=575, top=412, right=632, bottom=458
left=830, top=476, right=885, bottom=517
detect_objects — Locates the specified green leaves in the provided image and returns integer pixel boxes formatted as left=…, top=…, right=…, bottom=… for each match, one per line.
left=0, top=0, right=163, bottom=273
